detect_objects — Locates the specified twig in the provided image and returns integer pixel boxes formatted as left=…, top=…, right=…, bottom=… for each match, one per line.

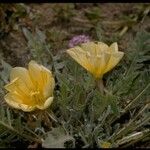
left=108, top=83, right=150, bottom=125
left=116, top=129, right=150, bottom=146
left=124, top=83, right=150, bottom=112
left=119, top=26, right=128, bottom=37
left=109, top=104, right=149, bottom=141
left=0, top=121, right=42, bottom=144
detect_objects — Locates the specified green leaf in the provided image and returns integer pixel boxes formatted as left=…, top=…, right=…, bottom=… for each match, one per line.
left=42, top=127, right=75, bottom=148
left=106, top=94, right=120, bottom=116
left=92, top=90, right=108, bottom=118
left=22, top=27, right=52, bottom=64
left=0, top=60, right=12, bottom=83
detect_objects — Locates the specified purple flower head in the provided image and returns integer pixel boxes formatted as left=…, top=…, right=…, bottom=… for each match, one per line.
left=68, top=35, right=90, bottom=48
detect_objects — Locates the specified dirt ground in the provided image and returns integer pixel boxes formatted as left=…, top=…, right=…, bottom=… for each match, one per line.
left=0, top=3, right=150, bottom=66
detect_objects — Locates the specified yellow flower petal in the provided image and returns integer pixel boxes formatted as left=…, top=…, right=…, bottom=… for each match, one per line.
left=4, top=77, right=35, bottom=106
left=28, top=60, right=55, bottom=98
left=81, top=42, right=109, bottom=55
left=28, top=60, right=44, bottom=89
left=97, top=42, right=109, bottom=53
left=80, top=42, right=96, bottom=52
left=10, top=67, right=32, bottom=84
left=109, top=42, right=118, bottom=52
left=4, top=93, right=35, bottom=112
left=19, top=104, right=36, bottom=112
left=4, top=78, right=19, bottom=93
left=10, top=67, right=34, bottom=92
left=36, top=97, right=53, bottom=110
left=104, top=52, right=124, bottom=74
left=67, top=47, right=93, bottom=72
left=6, top=90, right=36, bottom=105
left=5, top=93, right=22, bottom=109
left=99, top=141, right=111, bottom=148
left=5, top=79, right=29, bottom=101
left=93, top=53, right=111, bottom=78
left=40, top=66, right=55, bottom=98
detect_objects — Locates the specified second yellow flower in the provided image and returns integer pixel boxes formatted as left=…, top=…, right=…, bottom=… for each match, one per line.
left=66, top=42, right=124, bottom=79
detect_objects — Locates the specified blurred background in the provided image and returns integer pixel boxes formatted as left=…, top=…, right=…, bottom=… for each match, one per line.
left=0, top=3, right=149, bottom=65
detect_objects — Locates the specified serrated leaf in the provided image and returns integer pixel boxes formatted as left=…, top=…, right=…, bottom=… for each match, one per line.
left=42, top=127, right=75, bottom=148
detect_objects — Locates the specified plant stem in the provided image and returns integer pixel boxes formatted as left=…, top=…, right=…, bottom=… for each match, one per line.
left=124, top=83, right=150, bottom=112
left=95, top=78, right=104, bottom=94
left=119, top=26, right=128, bottom=37
left=121, top=129, right=150, bottom=148
left=116, top=129, right=150, bottom=146
left=109, top=104, right=149, bottom=141
left=0, top=121, right=42, bottom=144
left=108, top=83, right=150, bottom=125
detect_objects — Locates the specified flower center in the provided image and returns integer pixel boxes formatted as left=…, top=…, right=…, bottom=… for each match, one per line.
left=30, top=91, right=44, bottom=105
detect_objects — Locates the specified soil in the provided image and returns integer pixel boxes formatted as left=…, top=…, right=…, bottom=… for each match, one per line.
left=1, top=3, right=149, bottom=67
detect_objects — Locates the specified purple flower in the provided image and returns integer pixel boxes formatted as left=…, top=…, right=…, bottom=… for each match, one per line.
left=68, top=35, right=90, bottom=48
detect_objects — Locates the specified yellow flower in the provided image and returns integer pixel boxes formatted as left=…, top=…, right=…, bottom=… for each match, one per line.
left=99, top=141, right=111, bottom=148
left=66, top=42, right=124, bottom=79
left=4, top=60, right=55, bottom=112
